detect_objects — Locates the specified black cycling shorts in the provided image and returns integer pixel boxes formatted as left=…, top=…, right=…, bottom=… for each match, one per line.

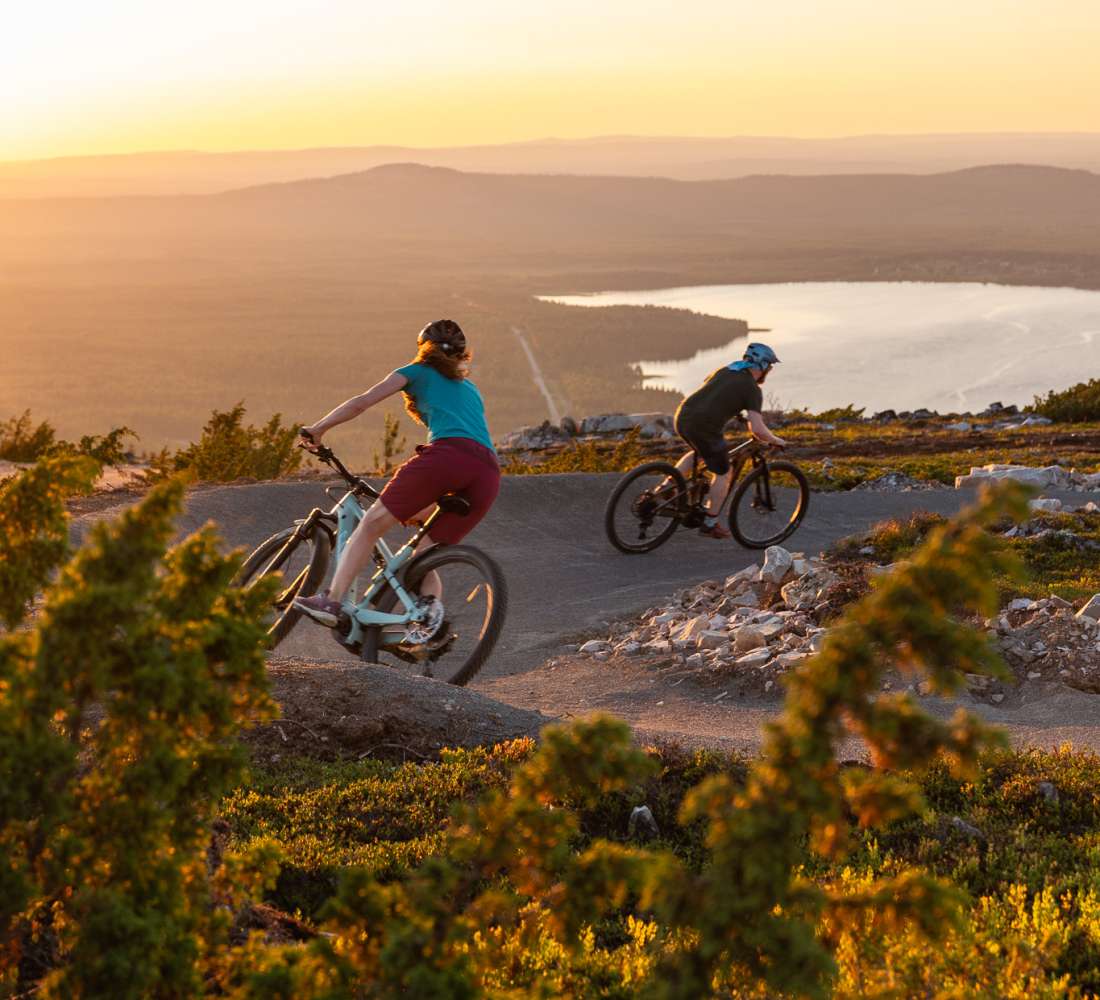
left=674, top=414, right=730, bottom=475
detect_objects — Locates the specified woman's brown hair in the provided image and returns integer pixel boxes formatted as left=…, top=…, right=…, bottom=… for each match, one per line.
left=403, top=341, right=472, bottom=426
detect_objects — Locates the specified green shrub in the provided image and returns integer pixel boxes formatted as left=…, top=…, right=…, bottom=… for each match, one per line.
left=0, top=461, right=277, bottom=998
left=0, top=411, right=135, bottom=467
left=0, top=410, right=58, bottom=462
left=5, top=477, right=1049, bottom=997
left=1031, top=379, right=1100, bottom=422
left=147, top=403, right=302, bottom=482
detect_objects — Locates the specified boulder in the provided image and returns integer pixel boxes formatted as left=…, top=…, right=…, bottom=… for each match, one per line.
left=758, top=546, right=794, bottom=585
left=579, top=413, right=635, bottom=435
left=559, top=415, right=579, bottom=436
left=1029, top=498, right=1063, bottom=513
left=945, top=420, right=972, bottom=432
left=956, top=464, right=1072, bottom=490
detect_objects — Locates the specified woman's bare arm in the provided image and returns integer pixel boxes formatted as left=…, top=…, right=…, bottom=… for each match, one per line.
left=303, top=372, right=408, bottom=440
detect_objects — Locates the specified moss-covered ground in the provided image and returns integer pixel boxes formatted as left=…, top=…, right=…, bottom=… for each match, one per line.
left=224, top=741, right=1100, bottom=996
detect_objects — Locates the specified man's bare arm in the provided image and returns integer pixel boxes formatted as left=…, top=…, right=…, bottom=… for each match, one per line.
left=746, top=410, right=787, bottom=448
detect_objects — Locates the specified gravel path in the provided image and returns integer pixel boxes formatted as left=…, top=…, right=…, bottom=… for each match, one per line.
left=72, top=474, right=1100, bottom=752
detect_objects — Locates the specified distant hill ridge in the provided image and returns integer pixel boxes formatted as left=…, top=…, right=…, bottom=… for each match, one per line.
left=6, top=163, right=1096, bottom=257
left=5, top=132, right=1100, bottom=198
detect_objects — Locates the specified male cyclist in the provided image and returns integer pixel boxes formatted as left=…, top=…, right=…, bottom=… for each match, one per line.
left=672, top=342, right=787, bottom=539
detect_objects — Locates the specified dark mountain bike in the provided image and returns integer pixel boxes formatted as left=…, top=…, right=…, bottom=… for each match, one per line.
left=605, top=437, right=809, bottom=553
left=232, top=444, right=506, bottom=686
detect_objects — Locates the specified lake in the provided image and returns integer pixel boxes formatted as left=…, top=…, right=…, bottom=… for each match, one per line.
left=541, top=282, right=1100, bottom=414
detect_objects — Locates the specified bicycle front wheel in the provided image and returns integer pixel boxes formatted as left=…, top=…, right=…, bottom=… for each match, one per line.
left=604, top=461, right=686, bottom=553
left=234, top=526, right=332, bottom=646
left=728, top=461, right=810, bottom=549
left=363, top=544, right=507, bottom=686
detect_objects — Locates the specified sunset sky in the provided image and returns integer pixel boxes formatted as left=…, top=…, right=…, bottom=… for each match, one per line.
left=4, top=0, right=1099, bottom=161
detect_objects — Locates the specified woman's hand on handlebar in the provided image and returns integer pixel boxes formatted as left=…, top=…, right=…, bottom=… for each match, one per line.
left=298, top=425, right=324, bottom=453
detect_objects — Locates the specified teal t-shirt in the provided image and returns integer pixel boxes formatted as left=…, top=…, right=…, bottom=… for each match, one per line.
left=395, top=363, right=495, bottom=453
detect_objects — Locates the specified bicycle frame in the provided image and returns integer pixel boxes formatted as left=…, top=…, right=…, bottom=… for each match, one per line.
left=685, top=437, right=761, bottom=510
left=291, top=440, right=447, bottom=648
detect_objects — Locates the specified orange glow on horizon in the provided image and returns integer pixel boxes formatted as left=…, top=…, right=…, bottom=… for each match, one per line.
left=3, top=0, right=1098, bottom=161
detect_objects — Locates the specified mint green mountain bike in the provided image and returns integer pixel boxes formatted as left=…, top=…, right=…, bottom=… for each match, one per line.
left=233, top=444, right=506, bottom=686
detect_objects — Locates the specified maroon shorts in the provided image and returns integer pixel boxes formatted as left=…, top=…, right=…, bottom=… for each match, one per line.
left=379, top=437, right=501, bottom=545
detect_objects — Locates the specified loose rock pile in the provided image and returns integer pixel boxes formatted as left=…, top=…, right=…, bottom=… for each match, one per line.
left=851, top=472, right=945, bottom=492
left=957, top=463, right=1100, bottom=492
left=576, top=546, right=839, bottom=695
left=574, top=541, right=1100, bottom=702
left=982, top=597, right=1100, bottom=696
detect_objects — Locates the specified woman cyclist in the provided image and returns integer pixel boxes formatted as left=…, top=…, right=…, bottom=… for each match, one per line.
left=294, top=319, right=500, bottom=636
left=673, top=342, right=787, bottom=539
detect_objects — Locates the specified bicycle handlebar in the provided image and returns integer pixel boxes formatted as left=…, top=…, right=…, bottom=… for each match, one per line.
left=299, top=430, right=380, bottom=500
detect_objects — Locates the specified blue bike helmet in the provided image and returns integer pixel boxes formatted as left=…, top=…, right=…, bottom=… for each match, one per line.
left=743, top=342, right=780, bottom=369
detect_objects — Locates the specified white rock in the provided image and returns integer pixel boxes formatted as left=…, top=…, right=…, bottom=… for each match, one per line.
left=708, top=615, right=728, bottom=630
left=684, top=652, right=704, bottom=668
left=791, top=558, right=810, bottom=577
left=1007, top=598, right=1033, bottom=612
left=619, top=641, right=642, bottom=656
left=696, top=630, right=728, bottom=650
left=672, top=615, right=709, bottom=644
left=724, top=566, right=758, bottom=592
left=729, top=591, right=761, bottom=608
left=651, top=611, right=679, bottom=626
left=775, top=652, right=807, bottom=669
left=991, top=692, right=1005, bottom=704
left=735, top=649, right=773, bottom=669
left=1029, top=498, right=1063, bottom=513
left=809, top=633, right=826, bottom=653
left=756, top=620, right=787, bottom=640
left=1076, top=595, right=1100, bottom=622
left=733, top=627, right=767, bottom=652
left=759, top=546, right=794, bottom=585
left=579, top=639, right=611, bottom=654
left=780, top=568, right=839, bottom=611
left=945, top=420, right=972, bottom=432
left=1027, top=671, right=1042, bottom=680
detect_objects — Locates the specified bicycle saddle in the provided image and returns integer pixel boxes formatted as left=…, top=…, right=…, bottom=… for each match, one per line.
left=437, top=492, right=471, bottom=516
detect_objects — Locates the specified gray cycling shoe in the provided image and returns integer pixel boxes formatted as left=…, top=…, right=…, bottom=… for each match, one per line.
left=402, top=596, right=446, bottom=645
left=293, top=593, right=343, bottom=627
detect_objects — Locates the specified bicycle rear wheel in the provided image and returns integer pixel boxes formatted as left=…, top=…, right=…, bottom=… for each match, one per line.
left=728, top=461, right=809, bottom=549
left=233, top=526, right=332, bottom=646
left=363, top=544, right=507, bottom=686
left=604, top=462, right=686, bottom=553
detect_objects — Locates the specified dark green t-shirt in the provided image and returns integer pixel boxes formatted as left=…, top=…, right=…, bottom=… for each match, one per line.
left=675, top=366, right=763, bottom=435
